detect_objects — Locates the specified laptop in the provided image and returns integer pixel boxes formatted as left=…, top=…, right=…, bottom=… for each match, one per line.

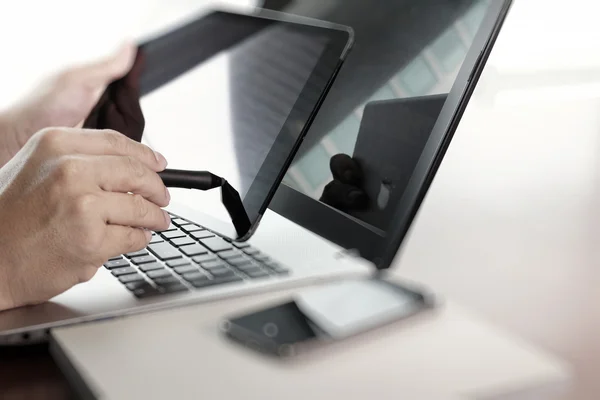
left=0, top=0, right=513, bottom=346
left=0, top=6, right=366, bottom=345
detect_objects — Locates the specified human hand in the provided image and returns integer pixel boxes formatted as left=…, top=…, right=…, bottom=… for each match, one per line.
left=0, top=43, right=137, bottom=164
left=0, top=128, right=170, bottom=311
left=83, top=47, right=146, bottom=142
left=320, top=154, right=369, bottom=212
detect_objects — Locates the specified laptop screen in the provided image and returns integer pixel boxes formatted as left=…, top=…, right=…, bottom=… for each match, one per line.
left=268, top=0, right=508, bottom=265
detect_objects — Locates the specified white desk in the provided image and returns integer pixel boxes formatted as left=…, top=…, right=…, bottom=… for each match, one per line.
left=51, top=284, right=569, bottom=400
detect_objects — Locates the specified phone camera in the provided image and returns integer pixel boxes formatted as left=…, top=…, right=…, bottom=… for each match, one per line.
left=219, top=320, right=232, bottom=332
left=262, top=322, right=279, bottom=338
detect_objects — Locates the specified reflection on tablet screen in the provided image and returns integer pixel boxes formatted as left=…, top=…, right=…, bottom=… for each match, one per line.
left=84, top=9, right=351, bottom=239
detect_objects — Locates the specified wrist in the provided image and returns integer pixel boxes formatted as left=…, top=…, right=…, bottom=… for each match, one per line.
left=0, top=107, right=31, bottom=167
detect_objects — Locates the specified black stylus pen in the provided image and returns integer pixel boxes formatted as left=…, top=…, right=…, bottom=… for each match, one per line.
left=158, top=169, right=224, bottom=190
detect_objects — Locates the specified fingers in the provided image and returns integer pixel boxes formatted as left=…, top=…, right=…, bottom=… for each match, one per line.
left=101, top=192, right=170, bottom=231
left=102, top=225, right=152, bottom=258
left=93, top=155, right=170, bottom=207
left=74, top=42, right=137, bottom=88
left=86, top=129, right=166, bottom=171
left=320, top=180, right=368, bottom=212
left=330, top=154, right=363, bottom=186
left=37, top=128, right=166, bottom=172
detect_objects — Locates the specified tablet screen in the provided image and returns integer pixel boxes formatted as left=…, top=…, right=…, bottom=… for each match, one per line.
left=84, top=10, right=351, bottom=239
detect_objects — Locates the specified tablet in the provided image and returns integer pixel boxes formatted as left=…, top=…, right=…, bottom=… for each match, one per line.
left=84, top=8, right=353, bottom=240
left=350, top=94, right=447, bottom=232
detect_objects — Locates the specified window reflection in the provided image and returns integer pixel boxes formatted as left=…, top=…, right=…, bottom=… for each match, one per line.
left=285, top=0, right=490, bottom=196
left=430, top=28, right=467, bottom=73
left=397, top=57, right=437, bottom=96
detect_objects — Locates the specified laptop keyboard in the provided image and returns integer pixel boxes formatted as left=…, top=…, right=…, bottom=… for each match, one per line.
left=103, top=213, right=289, bottom=299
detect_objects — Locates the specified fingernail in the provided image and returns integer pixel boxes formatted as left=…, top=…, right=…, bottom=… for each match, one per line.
left=163, top=210, right=171, bottom=225
left=154, top=151, right=167, bottom=168
left=165, top=186, right=171, bottom=204
left=144, top=229, right=152, bottom=242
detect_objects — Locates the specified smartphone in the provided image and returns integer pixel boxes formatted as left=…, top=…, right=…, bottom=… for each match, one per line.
left=220, top=278, right=435, bottom=357
left=83, top=8, right=354, bottom=242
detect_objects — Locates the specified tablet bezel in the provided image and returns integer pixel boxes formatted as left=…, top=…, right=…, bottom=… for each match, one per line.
left=238, top=9, right=354, bottom=241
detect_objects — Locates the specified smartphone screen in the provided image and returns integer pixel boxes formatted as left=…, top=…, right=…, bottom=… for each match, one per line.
left=221, top=278, right=432, bottom=357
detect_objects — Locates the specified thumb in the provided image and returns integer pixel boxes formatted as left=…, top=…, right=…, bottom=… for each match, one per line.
left=76, top=42, right=137, bottom=88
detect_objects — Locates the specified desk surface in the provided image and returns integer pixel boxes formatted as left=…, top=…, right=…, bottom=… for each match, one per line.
left=50, top=290, right=568, bottom=400
left=2, top=0, right=600, bottom=398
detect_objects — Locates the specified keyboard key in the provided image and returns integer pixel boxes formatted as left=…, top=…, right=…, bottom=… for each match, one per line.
left=104, top=259, right=130, bottom=269
left=173, top=265, right=198, bottom=275
left=158, top=222, right=177, bottom=232
left=218, top=250, right=244, bottom=260
left=190, top=275, right=243, bottom=288
left=125, top=249, right=148, bottom=258
left=191, top=231, right=215, bottom=240
left=111, top=266, right=137, bottom=276
left=118, top=273, right=144, bottom=283
left=232, top=241, right=250, bottom=249
left=180, top=244, right=208, bottom=257
left=208, top=268, right=235, bottom=278
left=182, top=271, right=209, bottom=282
left=132, top=286, right=161, bottom=298
left=125, top=281, right=152, bottom=291
left=235, top=263, right=262, bottom=273
left=192, top=254, right=217, bottom=264
left=166, top=258, right=191, bottom=268
left=108, top=256, right=123, bottom=261
left=166, top=259, right=191, bottom=268
left=146, top=269, right=173, bottom=279
left=171, top=236, right=195, bottom=247
left=150, top=236, right=164, bottom=244
left=153, top=276, right=181, bottom=286
left=251, top=254, right=270, bottom=262
left=131, top=255, right=156, bottom=265
left=139, top=262, right=164, bottom=272
left=242, top=247, right=260, bottom=255
left=227, top=258, right=256, bottom=268
left=171, top=218, right=189, bottom=226
left=227, top=256, right=252, bottom=266
left=245, top=269, right=270, bottom=279
left=148, top=242, right=182, bottom=261
left=160, top=283, right=189, bottom=294
left=180, top=224, right=203, bottom=233
left=200, top=237, right=232, bottom=252
left=201, top=260, right=226, bottom=270
left=161, top=230, right=186, bottom=240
